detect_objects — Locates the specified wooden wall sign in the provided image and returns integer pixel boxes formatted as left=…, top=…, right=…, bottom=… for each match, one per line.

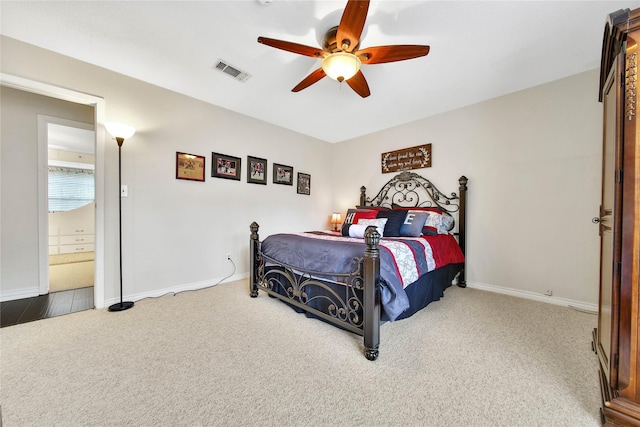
left=381, top=144, right=432, bottom=174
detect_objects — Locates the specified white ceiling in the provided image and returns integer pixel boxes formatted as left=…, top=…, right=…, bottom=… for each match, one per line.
left=48, top=124, right=95, bottom=154
left=2, top=0, right=639, bottom=143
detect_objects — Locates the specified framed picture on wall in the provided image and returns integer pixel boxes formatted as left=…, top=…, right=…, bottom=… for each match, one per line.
left=247, top=156, right=267, bottom=185
left=212, top=152, right=241, bottom=181
left=273, top=163, right=293, bottom=185
left=297, top=172, right=310, bottom=195
left=176, top=152, right=205, bottom=182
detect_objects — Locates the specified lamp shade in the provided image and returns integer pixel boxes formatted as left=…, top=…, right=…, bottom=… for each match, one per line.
left=331, top=212, right=342, bottom=223
left=105, top=122, right=136, bottom=140
left=322, top=52, right=361, bottom=82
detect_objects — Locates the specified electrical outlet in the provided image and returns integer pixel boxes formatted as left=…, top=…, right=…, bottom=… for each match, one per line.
left=226, top=253, right=231, bottom=260
left=544, top=290, right=553, bottom=296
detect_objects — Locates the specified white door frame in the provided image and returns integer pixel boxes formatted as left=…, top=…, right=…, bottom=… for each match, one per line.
left=1, top=73, right=107, bottom=309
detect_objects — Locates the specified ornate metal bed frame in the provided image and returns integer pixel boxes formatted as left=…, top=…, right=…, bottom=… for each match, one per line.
left=249, top=172, right=468, bottom=360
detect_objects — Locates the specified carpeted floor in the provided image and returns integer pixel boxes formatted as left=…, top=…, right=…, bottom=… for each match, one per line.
left=49, top=252, right=94, bottom=292
left=0, top=279, right=599, bottom=426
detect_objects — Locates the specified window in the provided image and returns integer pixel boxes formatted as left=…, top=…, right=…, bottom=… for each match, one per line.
left=48, top=167, right=94, bottom=213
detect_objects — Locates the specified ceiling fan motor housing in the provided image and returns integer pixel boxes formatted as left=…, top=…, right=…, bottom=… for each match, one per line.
left=322, top=26, right=359, bottom=53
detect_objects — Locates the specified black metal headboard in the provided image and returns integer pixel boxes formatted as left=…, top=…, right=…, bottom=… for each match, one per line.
left=359, top=171, right=468, bottom=286
left=360, top=171, right=466, bottom=213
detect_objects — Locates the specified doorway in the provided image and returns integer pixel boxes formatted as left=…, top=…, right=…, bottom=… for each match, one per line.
left=1, top=73, right=107, bottom=310
left=45, top=120, right=96, bottom=296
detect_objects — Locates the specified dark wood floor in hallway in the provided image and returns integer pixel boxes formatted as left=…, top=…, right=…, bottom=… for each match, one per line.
left=0, top=287, right=94, bottom=328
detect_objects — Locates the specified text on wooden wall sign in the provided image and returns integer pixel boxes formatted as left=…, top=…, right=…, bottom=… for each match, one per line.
left=381, top=144, right=432, bottom=174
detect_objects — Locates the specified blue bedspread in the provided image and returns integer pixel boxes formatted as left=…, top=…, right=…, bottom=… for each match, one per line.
left=261, top=232, right=436, bottom=320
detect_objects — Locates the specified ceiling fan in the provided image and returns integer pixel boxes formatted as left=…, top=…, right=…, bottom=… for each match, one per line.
left=257, top=0, right=430, bottom=98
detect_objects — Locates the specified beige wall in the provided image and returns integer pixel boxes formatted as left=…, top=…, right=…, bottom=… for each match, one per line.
left=0, top=86, right=94, bottom=299
left=1, top=35, right=603, bottom=309
left=332, top=69, right=602, bottom=308
left=1, top=36, right=333, bottom=304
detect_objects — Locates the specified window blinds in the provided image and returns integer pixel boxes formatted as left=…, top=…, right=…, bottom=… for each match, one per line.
left=48, top=167, right=95, bottom=213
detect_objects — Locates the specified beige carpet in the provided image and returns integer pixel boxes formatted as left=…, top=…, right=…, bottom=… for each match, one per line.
left=0, top=279, right=600, bottom=426
left=49, top=252, right=94, bottom=292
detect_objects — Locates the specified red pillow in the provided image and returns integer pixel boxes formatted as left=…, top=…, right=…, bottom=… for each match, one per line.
left=344, top=208, right=377, bottom=224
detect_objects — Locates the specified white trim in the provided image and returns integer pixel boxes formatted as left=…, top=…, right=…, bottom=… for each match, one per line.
left=94, top=103, right=106, bottom=309
left=0, top=74, right=102, bottom=105
left=465, top=281, right=598, bottom=313
left=1, top=73, right=106, bottom=309
left=0, top=287, right=40, bottom=303
left=102, top=273, right=249, bottom=308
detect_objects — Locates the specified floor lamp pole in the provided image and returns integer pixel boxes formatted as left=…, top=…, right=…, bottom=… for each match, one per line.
left=108, top=137, right=134, bottom=312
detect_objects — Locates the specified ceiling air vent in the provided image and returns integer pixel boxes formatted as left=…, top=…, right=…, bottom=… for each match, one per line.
left=213, top=59, right=251, bottom=82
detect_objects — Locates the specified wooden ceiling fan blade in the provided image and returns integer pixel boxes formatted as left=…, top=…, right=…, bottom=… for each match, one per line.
left=346, top=70, right=370, bottom=98
left=292, top=68, right=326, bottom=92
left=258, top=37, right=326, bottom=58
left=358, top=45, right=430, bottom=64
left=336, top=0, right=370, bottom=52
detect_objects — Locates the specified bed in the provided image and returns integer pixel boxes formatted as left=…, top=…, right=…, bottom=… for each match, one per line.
left=249, top=171, right=468, bottom=360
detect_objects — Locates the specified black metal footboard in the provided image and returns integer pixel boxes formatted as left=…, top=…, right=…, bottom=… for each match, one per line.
left=249, top=222, right=381, bottom=361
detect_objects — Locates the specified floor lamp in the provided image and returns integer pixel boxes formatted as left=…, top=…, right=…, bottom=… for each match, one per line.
left=105, top=122, right=136, bottom=312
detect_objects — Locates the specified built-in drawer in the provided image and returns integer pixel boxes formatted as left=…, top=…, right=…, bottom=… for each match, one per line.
left=59, top=244, right=95, bottom=254
left=59, top=235, right=95, bottom=245
left=59, top=226, right=94, bottom=236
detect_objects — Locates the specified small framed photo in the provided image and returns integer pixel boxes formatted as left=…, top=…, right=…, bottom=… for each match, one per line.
left=247, top=156, right=267, bottom=185
left=297, top=172, right=311, bottom=195
left=176, top=152, right=205, bottom=182
left=273, top=163, right=293, bottom=185
left=212, top=152, right=241, bottom=181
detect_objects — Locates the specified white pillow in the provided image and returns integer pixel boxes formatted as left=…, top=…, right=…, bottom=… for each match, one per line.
left=347, top=224, right=369, bottom=238
left=356, top=218, right=388, bottom=237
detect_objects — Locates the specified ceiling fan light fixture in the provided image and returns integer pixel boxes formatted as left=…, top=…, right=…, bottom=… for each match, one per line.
left=321, top=52, right=361, bottom=82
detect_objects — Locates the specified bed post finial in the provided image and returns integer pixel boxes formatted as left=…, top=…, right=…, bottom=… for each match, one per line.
left=363, top=227, right=381, bottom=361
left=360, top=186, right=367, bottom=207
left=250, top=221, right=259, bottom=240
left=459, top=176, right=468, bottom=191
left=364, top=227, right=380, bottom=252
left=249, top=222, right=260, bottom=297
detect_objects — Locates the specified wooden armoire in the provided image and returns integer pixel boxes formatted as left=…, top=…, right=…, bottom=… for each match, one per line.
left=594, top=7, right=640, bottom=426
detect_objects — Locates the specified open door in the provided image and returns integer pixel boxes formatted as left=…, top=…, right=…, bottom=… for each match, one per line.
left=595, top=55, right=623, bottom=393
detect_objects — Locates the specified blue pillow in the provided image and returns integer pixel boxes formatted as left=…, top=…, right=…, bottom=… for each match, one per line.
left=375, top=209, right=407, bottom=237
left=400, top=211, right=429, bottom=237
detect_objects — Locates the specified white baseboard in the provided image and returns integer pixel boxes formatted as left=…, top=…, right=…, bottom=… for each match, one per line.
left=101, top=272, right=249, bottom=309
left=465, top=281, right=598, bottom=314
left=2, top=275, right=597, bottom=316
left=0, top=287, right=40, bottom=303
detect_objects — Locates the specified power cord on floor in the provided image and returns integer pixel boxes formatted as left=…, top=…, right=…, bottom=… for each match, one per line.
left=173, top=256, right=237, bottom=296
left=569, top=305, right=597, bottom=315
left=136, top=256, right=237, bottom=301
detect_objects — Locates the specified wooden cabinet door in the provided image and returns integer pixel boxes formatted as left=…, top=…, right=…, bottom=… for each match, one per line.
left=597, top=56, right=623, bottom=389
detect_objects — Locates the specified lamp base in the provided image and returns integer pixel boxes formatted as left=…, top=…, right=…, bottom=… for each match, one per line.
left=108, top=301, right=134, bottom=312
